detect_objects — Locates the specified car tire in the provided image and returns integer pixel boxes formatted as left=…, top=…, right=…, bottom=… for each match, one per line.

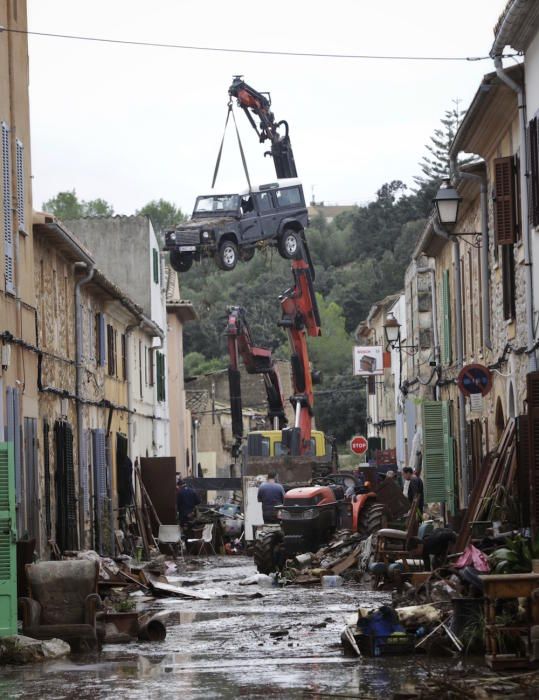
left=240, top=247, right=255, bottom=262
left=216, top=240, right=239, bottom=271
left=278, top=228, right=301, bottom=259
left=170, top=250, right=193, bottom=273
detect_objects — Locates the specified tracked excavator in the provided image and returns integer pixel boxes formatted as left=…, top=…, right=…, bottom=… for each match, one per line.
left=224, top=78, right=386, bottom=571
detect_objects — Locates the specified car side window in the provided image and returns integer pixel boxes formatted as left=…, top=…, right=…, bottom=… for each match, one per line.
left=276, top=187, right=302, bottom=208
left=256, top=192, right=273, bottom=212
left=241, top=195, right=255, bottom=215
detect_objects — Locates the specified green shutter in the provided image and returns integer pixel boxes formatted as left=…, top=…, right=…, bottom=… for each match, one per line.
left=442, top=270, right=452, bottom=365
left=441, top=401, right=456, bottom=513
left=0, top=443, right=17, bottom=637
left=422, top=400, right=450, bottom=503
left=156, top=352, right=166, bottom=402
left=153, top=249, right=159, bottom=284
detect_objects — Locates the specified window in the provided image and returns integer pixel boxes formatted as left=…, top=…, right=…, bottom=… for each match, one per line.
left=107, top=324, right=116, bottom=376
left=148, top=348, right=154, bottom=386
left=441, top=270, right=452, bottom=365
left=2, top=121, right=14, bottom=294
left=493, top=156, right=517, bottom=245
left=275, top=186, right=302, bottom=208
left=529, top=117, right=539, bottom=227
left=156, top=351, right=166, bottom=402
left=15, top=139, right=25, bottom=233
left=241, top=195, right=255, bottom=214
left=95, top=313, right=106, bottom=366
left=502, top=244, right=516, bottom=320
left=153, top=248, right=159, bottom=284
left=256, top=192, right=273, bottom=212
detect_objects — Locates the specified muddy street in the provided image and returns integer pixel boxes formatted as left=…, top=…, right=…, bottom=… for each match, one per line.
left=1, top=557, right=464, bottom=699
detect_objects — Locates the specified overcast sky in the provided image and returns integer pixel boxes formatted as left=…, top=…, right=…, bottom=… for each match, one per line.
left=27, top=0, right=510, bottom=215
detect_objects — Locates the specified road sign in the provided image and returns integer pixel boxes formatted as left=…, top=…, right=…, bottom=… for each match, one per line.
left=350, top=435, right=368, bottom=455
left=457, top=363, right=492, bottom=397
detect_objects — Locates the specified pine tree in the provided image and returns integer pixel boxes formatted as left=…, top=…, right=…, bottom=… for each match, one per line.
left=414, top=99, right=472, bottom=189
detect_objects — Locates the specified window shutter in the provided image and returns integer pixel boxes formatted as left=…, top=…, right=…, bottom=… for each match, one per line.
left=2, top=122, right=14, bottom=294
left=92, top=429, right=107, bottom=554
left=153, top=248, right=159, bottom=284
left=529, top=118, right=539, bottom=228
left=442, top=270, right=452, bottom=365
left=494, top=156, right=517, bottom=245
left=0, top=442, right=17, bottom=636
left=528, top=371, right=539, bottom=536
left=15, top=139, right=25, bottom=233
left=43, top=420, right=52, bottom=539
left=421, top=400, right=448, bottom=502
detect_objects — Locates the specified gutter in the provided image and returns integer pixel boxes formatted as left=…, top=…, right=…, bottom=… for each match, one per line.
left=75, top=261, right=95, bottom=547
left=491, top=6, right=537, bottom=371
left=449, top=156, right=492, bottom=351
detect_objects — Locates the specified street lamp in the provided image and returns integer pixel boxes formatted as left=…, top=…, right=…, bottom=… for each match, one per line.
left=433, top=179, right=462, bottom=225
left=384, top=314, right=401, bottom=347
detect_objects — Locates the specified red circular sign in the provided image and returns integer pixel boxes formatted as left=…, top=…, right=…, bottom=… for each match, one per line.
left=350, top=435, right=368, bottom=455
left=457, top=363, right=492, bottom=397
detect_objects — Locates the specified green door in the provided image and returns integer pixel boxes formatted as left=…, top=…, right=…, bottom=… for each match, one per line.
left=0, top=442, right=17, bottom=637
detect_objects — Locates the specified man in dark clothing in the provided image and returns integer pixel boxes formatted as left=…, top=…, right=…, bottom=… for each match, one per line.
left=257, top=471, right=285, bottom=523
left=402, top=466, right=424, bottom=512
left=176, top=479, right=201, bottom=527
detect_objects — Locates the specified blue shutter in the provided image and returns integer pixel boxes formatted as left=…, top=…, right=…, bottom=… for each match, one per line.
left=2, top=122, right=14, bottom=295
left=92, top=429, right=107, bottom=554
left=15, top=139, right=25, bottom=233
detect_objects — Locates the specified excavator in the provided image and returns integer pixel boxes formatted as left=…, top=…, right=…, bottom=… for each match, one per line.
left=224, top=78, right=386, bottom=571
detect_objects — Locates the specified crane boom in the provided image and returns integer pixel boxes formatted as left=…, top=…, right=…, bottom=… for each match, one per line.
left=229, top=76, right=297, bottom=179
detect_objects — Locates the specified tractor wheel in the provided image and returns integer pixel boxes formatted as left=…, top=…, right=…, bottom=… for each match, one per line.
left=357, top=502, right=387, bottom=536
left=253, top=531, right=283, bottom=574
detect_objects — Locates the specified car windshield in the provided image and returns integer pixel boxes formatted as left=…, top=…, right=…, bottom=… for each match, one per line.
left=194, top=194, right=239, bottom=213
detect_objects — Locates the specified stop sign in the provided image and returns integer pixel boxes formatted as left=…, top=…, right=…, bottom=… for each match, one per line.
left=350, top=435, right=368, bottom=455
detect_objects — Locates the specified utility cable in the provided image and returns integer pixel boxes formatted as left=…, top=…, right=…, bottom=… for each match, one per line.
left=0, top=26, right=522, bottom=62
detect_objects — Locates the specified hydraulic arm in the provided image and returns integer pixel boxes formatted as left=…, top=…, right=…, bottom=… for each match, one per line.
left=226, top=306, right=287, bottom=455
left=229, top=76, right=297, bottom=180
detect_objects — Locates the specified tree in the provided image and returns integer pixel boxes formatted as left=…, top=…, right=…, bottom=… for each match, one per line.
left=307, top=294, right=353, bottom=377
left=42, top=189, right=114, bottom=219
left=414, top=100, right=471, bottom=189
left=184, top=352, right=227, bottom=377
left=137, top=199, right=186, bottom=238
left=314, top=375, right=366, bottom=444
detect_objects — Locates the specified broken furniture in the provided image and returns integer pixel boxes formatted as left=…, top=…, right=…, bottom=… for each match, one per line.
left=158, top=524, right=184, bottom=559
left=374, top=495, right=421, bottom=572
left=187, top=522, right=216, bottom=555
left=479, top=573, right=539, bottom=670
left=19, top=559, right=102, bottom=651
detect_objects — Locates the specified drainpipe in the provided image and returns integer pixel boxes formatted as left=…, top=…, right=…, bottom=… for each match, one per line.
left=416, top=265, right=440, bottom=398
left=126, top=320, right=143, bottom=461
left=433, top=218, right=469, bottom=505
left=75, top=262, right=95, bottom=548
left=449, top=156, right=492, bottom=351
left=492, top=55, right=537, bottom=371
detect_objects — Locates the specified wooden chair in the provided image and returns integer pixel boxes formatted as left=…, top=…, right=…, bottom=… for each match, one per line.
left=374, top=495, right=421, bottom=570
left=19, top=560, right=101, bottom=651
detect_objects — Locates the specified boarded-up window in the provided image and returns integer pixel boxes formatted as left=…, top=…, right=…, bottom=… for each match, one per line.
left=441, top=270, right=452, bottom=365
left=494, top=156, right=517, bottom=245
left=529, top=117, right=539, bottom=227
left=2, top=122, right=14, bottom=294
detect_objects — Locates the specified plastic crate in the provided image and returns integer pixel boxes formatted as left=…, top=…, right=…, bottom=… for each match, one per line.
left=356, top=632, right=416, bottom=656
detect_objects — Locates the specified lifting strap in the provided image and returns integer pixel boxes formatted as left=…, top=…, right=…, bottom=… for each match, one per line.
left=211, top=102, right=252, bottom=192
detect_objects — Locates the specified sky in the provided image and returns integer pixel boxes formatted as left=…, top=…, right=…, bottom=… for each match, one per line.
left=27, top=0, right=511, bottom=216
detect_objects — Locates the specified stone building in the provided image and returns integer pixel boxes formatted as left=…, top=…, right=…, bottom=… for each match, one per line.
left=0, top=0, right=39, bottom=543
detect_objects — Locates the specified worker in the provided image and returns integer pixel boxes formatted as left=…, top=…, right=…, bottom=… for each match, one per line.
left=402, top=466, right=424, bottom=512
left=257, top=470, right=285, bottom=523
left=176, top=479, right=201, bottom=527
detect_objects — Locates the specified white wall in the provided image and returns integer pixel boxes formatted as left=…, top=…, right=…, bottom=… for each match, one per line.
left=525, top=32, right=539, bottom=338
